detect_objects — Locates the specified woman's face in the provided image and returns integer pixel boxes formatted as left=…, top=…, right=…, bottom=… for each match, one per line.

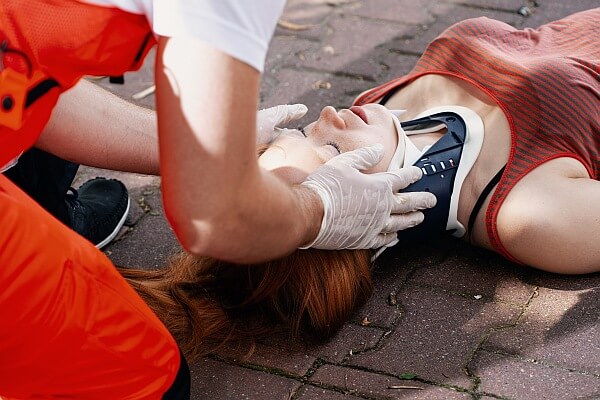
left=258, top=104, right=398, bottom=184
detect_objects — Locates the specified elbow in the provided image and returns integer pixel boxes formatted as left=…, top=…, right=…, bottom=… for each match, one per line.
left=162, top=197, right=231, bottom=259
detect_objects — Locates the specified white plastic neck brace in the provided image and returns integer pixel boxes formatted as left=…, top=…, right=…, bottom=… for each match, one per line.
left=373, top=106, right=485, bottom=261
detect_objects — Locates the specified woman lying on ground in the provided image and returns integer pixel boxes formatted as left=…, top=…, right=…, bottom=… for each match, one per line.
left=118, top=8, right=599, bottom=362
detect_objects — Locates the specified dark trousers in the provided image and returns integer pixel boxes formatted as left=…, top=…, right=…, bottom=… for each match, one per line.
left=3, top=148, right=79, bottom=225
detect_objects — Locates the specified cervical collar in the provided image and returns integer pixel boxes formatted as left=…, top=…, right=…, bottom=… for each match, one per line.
left=374, top=106, right=484, bottom=259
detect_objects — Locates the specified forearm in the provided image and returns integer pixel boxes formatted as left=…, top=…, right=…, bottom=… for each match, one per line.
left=157, top=36, right=321, bottom=262
left=36, top=79, right=159, bottom=175
left=166, top=167, right=323, bottom=263
left=160, top=120, right=323, bottom=262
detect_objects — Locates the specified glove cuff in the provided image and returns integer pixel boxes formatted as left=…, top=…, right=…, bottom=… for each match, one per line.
left=297, top=180, right=330, bottom=249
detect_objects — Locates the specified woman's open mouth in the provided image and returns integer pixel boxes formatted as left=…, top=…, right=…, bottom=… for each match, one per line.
left=349, top=106, right=368, bottom=124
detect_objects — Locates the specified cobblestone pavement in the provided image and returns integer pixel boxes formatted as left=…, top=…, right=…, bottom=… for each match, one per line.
left=82, top=1, right=600, bottom=399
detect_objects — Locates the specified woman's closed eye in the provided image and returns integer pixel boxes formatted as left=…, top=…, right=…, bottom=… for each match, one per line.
left=326, top=141, right=341, bottom=154
left=299, top=126, right=341, bottom=154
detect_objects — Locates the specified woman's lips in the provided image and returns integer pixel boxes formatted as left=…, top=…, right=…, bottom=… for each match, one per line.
left=349, top=106, right=368, bottom=124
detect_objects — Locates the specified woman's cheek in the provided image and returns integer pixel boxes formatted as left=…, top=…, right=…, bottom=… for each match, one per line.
left=316, top=146, right=340, bottom=164
left=271, top=167, right=310, bottom=185
left=271, top=150, right=324, bottom=185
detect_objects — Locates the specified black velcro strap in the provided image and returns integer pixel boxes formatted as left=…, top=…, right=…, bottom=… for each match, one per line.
left=25, top=78, right=59, bottom=108
left=466, top=165, right=506, bottom=241
left=134, top=33, right=153, bottom=63
left=396, top=112, right=467, bottom=243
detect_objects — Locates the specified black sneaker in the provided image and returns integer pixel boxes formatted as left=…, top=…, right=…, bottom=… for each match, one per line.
left=64, top=178, right=130, bottom=249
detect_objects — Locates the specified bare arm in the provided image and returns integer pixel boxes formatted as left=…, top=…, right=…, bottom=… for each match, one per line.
left=496, top=157, right=600, bottom=274
left=156, top=36, right=321, bottom=263
left=36, top=79, right=159, bottom=175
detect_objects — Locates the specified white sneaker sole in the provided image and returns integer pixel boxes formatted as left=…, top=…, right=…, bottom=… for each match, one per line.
left=95, top=196, right=131, bottom=249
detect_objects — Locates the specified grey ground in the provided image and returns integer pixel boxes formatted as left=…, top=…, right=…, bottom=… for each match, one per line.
left=81, top=1, right=600, bottom=399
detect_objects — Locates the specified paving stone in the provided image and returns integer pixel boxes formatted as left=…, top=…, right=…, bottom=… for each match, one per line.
left=522, top=270, right=600, bottom=292
left=280, top=0, right=336, bottom=26
left=352, top=239, right=451, bottom=328
left=214, top=339, right=317, bottom=377
left=345, top=0, right=438, bottom=25
left=310, top=364, right=473, bottom=399
left=349, top=285, right=521, bottom=388
left=386, top=3, right=522, bottom=55
left=484, top=283, right=600, bottom=375
left=373, top=50, right=421, bottom=84
left=264, top=34, right=320, bottom=78
left=295, top=384, right=364, bottom=399
left=288, top=14, right=417, bottom=79
left=105, top=189, right=181, bottom=270
left=442, top=0, right=526, bottom=12
left=520, top=1, right=600, bottom=29
left=261, top=68, right=374, bottom=126
left=190, top=357, right=301, bottom=400
left=470, top=351, right=600, bottom=400
left=408, top=240, right=535, bottom=306
left=309, top=324, right=385, bottom=363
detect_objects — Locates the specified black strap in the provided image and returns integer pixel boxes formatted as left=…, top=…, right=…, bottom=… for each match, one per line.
left=109, top=75, right=125, bottom=84
left=378, top=85, right=401, bottom=105
left=134, top=33, right=153, bottom=63
left=25, top=78, right=59, bottom=108
left=396, top=112, right=468, bottom=243
left=467, top=165, right=506, bottom=241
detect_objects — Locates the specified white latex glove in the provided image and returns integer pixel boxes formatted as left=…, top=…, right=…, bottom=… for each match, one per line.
left=256, top=104, right=308, bottom=145
left=300, top=144, right=437, bottom=250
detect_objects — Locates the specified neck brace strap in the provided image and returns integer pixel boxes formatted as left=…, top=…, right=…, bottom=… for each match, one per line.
left=378, top=106, right=484, bottom=257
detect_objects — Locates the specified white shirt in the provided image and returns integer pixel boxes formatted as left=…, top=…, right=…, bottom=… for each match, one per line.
left=78, top=0, right=286, bottom=72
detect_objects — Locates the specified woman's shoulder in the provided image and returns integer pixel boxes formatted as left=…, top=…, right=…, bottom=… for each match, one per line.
left=438, top=16, right=515, bottom=40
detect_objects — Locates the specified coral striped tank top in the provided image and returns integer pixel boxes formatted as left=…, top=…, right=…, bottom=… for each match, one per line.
left=354, top=8, right=600, bottom=263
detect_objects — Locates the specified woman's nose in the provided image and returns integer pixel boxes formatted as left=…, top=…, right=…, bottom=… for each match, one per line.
left=319, top=106, right=345, bottom=129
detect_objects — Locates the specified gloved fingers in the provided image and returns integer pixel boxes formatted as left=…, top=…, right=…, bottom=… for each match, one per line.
left=391, top=191, right=437, bottom=214
left=331, top=143, right=385, bottom=170
left=256, top=128, right=276, bottom=146
left=262, top=104, right=308, bottom=126
left=272, top=127, right=303, bottom=140
left=379, top=166, right=424, bottom=192
left=382, top=210, right=425, bottom=232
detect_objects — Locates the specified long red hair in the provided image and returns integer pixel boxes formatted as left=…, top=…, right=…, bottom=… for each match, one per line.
left=117, top=248, right=373, bottom=362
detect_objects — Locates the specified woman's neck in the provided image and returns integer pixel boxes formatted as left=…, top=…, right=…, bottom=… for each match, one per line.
left=408, top=131, right=445, bottom=152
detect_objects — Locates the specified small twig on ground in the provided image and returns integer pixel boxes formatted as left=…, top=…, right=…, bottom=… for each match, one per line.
left=388, top=385, right=424, bottom=390
left=132, top=85, right=156, bottom=100
left=278, top=19, right=312, bottom=31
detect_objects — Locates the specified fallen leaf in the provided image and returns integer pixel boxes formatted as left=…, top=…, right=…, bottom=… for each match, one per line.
left=278, top=19, right=311, bottom=31
left=313, top=80, right=332, bottom=90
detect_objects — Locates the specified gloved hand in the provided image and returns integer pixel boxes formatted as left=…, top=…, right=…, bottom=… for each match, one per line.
left=300, top=144, right=437, bottom=250
left=256, top=104, right=308, bottom=145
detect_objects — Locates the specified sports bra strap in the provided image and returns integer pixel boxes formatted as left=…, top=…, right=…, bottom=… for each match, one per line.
left=467, top=165, right=506, bottom=242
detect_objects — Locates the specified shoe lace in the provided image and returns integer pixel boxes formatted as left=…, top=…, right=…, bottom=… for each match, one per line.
left=66, top=187, right=79, bottom=199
